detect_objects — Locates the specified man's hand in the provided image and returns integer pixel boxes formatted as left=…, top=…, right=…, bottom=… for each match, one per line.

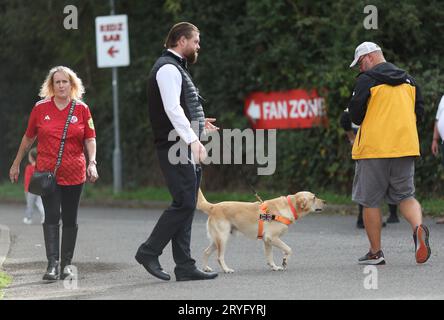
left=204, top=118, right=219, bottom=133
left=191, top=140, right=207, bottom=164
left=432, top=139, right=439, bottom=157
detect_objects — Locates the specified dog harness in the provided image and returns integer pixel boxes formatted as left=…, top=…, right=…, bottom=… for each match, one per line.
left=257, top=196, right=299, bottom=239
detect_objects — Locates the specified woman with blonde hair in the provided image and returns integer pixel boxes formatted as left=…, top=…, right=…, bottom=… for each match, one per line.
left=10, top=66, right=99, bottom=281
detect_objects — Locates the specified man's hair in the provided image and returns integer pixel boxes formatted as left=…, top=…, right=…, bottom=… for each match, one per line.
left=370, top=50, right=386, bottom=60
left=164, top=22, right=199, bottom=48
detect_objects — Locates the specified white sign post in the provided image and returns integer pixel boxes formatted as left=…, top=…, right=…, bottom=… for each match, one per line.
left=95, top=8, right=130, bottom=193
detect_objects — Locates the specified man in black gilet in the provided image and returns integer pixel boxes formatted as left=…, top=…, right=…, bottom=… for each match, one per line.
left=135, top=22, right=218, bottom=281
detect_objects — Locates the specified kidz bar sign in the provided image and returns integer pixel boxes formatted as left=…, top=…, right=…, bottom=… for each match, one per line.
left=95, top=15, right=130, bottom=68
left=244, top=89, right=328, bottom=129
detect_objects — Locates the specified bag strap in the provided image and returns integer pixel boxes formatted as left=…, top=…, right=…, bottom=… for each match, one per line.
left=53, top=99, right=76, bottom=175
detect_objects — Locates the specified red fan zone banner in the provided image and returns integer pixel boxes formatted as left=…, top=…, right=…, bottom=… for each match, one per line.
left=244, top=89, right=328, bottom=129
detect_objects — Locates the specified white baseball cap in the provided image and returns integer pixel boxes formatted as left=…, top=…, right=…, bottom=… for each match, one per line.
left=349, top=41, right=382, bottom=67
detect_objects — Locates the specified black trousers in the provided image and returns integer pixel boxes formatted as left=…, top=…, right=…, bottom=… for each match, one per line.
left=41, top=184, right=84, bottom=227
left=137, top=147, right=201, bottom=273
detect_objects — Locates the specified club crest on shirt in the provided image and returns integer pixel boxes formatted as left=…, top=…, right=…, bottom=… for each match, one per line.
left=70, top=116, right=78, bottom=124
left=44, top=115, right=51, bottom=121
left=88, top=118, right=95, bottom=130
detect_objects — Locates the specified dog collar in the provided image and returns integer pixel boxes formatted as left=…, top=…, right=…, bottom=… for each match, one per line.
left=286, top=196, right=299, bottom=221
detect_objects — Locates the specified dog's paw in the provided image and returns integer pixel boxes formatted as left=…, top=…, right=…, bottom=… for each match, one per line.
left=223, top=268, right=235, bottom=273
left=282, top=260, right=288, bottom=269
left=203, top=266, right=213, bottom=272
left=271, top=265, right=284, bottom=271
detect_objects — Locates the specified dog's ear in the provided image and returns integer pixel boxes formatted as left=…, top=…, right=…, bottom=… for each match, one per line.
left=301, top=198, right=308, bottom=210
left=297, top=197, right=308, bottom=210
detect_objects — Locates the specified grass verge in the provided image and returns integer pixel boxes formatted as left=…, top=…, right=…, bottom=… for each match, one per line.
left=81, top=185, right=355, bottom=205
left=0, top=271, right=12, bottom=300
left=0, top=182, right=442, bottom=216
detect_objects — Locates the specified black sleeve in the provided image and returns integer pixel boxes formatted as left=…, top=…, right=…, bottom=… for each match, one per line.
left=407, top=75, right=424, bottom=122
left=340, top=110, right=352, bottom=131
left=349, top=74, right=372, bottom=125
left=414, top=82, right=424, bottom=123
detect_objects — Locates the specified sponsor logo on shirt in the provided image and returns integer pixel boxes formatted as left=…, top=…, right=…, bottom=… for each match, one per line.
left=44, top=115, right=51, bottom=121
left=70, top=116, right=78, bottom=124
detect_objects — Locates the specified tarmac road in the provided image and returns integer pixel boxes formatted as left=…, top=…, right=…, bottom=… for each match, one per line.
left=1, top=203, right=443, bottom=300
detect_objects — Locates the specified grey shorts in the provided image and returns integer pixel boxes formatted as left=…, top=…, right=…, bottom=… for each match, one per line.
left=352, top=157, right=415, bottom=207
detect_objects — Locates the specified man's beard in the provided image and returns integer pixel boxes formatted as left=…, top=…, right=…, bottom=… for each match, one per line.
left=184, top=50, right=198, bottom=64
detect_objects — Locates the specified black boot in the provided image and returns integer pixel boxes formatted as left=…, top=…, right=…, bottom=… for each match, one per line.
left=60, top=225, right=78, bottom=280
left=356, top=205, right=364, bottom=229
left=42, top=224, right=60, bottom=281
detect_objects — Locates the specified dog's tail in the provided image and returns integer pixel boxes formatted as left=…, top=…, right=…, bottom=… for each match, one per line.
left=197, top=188, right=213, bottom=214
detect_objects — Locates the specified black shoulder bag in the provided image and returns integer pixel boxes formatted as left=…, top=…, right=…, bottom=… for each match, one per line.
left=29, top=100, right=76, bottom=196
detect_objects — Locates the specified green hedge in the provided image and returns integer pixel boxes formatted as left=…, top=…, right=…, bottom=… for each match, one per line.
left=1, top=0, right=443, bottom=197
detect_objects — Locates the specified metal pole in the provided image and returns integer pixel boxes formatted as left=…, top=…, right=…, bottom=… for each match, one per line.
left=112, top=67, right=122, bottom=193
left=110, top=0, right=122, bottom=193
left=110, top=0, right=115, bottom=14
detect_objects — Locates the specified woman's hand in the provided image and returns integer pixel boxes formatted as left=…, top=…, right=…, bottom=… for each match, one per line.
left=9, top=135, right=36, bottom=183
left=84, top=138, right=98, bottom=182
left=87, top=162, right=99, bottom=183
left=9, top=162, right=20, bottom=183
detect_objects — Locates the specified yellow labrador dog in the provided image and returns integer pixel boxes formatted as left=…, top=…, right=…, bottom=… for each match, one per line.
left=197, top=189, right=325, bottom=273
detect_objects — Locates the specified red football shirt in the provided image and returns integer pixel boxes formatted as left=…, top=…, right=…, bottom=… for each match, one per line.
left=25, top=97, right=96, bottom=185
